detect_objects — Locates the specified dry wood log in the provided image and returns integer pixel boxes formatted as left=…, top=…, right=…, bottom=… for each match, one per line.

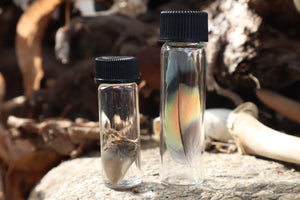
left=206, top=0, right=300, bottom=102
left=55, top=14, right=158, bottom=63
left=15, top=0, right=65, bottom=97
left=0, top=124, right=63, bottom=200
left=227, top=102, right=300, bottom=165
left=74, top=0, right=148, bottom=18
left=1, top=0, right=298, bottom=198
left=0, top=116, right=100, bottom=200
left=10, top=58, right=98, bottom=121
left=12, top=0, right=33, bottom=10
left=255, top=88, right=300, bottom=124
left=138, top=46, right=161, bottom=90
left=1, top=96, right=27, bottom=120
left=295, top=0, right=300, bottom=12
left=0, top=73, right=5, bottom=113
left=6, top=116, right=100, bottom=149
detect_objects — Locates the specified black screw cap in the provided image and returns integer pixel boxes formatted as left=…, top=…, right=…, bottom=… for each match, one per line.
left=160, top=11, right=208, bottom=42
left=95, top=56, right=140, bottom=84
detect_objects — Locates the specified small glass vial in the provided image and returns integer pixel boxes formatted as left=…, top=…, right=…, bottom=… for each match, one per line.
left=95, top=56, right=141, bottom=189
left=159, top=11, right=208, bottom=186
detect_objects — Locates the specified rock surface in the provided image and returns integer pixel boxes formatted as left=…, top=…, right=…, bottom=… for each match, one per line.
left=29, top=142, right=300, bottom=200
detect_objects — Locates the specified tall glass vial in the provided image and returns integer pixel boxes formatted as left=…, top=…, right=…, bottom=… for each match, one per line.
left=95, top=56, right=141, bottom=189
left=159, top=11, right=208, bottom=186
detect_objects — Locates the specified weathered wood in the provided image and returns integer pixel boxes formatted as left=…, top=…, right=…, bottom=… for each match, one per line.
left=255, top=89, right=300, bottom=123
left=0, top=123, right=62, bottom=200
left=228, top=102, right=300, bottom=165
left=55, top=14, right=158, bottom=63
left=0, top=73, right=5, bottom=114
left=15, top=0, right=65, bottom=97
left=206, top=0, right=300, bottom=97
left=0, top=116, right=100, bottom=200
left=1, top=0, right=299, bottom=199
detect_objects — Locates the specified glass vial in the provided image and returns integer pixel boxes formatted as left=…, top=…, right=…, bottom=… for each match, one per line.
left=95, top=56, right=141, bottom=189
left=159, top=11, right=208, bottom=186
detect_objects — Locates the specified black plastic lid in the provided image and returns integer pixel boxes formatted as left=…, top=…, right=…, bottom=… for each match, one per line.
left=160, top=11, right=208, bottom=42
left=94, top=56, right=140, bottom=84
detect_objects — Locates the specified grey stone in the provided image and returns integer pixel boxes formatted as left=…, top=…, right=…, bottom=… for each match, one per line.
left=29, top=146, right=300, bottom=200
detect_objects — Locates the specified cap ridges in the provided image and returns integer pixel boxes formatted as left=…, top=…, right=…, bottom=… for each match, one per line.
left=160, top=11, right=208, bottom=42
left=95, top=56, right=140, bottom=84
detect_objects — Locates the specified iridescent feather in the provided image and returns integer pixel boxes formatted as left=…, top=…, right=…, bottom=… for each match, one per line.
left=165, top=50, right=201, bottom=164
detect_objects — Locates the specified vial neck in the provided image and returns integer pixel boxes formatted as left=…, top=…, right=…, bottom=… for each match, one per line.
left=165, top=42, right=203, bottom=48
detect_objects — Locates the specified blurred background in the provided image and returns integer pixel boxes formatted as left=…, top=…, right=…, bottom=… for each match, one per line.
left=0, top=0, right=299, bottom=124
left=0, top=0, right=299, bottom=199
